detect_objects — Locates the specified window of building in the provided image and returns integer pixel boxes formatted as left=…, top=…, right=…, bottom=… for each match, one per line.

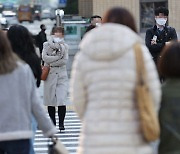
left=140, top=0, right=168, bottom=32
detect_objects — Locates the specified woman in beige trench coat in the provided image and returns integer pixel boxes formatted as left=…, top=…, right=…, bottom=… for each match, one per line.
left=42, top=26, right=69, bottom=131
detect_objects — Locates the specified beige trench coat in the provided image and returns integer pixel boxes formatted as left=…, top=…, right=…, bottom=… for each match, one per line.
left=42, top=36, right=69, bottom=106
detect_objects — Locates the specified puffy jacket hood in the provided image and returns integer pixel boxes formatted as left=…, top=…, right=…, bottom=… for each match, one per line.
left=80, top=23, right=143, bottom=61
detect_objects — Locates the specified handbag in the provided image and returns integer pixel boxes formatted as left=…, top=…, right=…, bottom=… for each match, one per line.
left=41, top=65, right=50, bottom=81
left=48, top=137, right=69, bottom=154
left=134, top=43, right=160, bottom=142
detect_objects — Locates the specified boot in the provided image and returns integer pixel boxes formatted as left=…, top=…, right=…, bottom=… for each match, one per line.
left=48, top=106, right=56, bottom=126
left=58, top=106, right=66, bottom=131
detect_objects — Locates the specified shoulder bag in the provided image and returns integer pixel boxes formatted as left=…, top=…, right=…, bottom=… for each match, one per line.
left=134, top=43, right=160, bottom=142
left=41, top=65, right=50, bottom=81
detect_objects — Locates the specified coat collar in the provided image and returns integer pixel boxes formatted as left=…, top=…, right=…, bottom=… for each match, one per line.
left=153, top=25, right=169, bottom=32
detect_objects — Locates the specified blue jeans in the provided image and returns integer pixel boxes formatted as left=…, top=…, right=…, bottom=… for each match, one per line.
left=0, top=139, right=30, bottom=154
left=30, top=116, right=37, bottom=154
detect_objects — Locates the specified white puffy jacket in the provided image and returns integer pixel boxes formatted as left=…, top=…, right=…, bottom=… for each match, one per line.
left=70, top=23, right=161, bottom=154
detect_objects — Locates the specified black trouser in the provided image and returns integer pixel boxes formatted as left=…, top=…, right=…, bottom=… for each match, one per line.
left=47, top=106, right=66, bottom=127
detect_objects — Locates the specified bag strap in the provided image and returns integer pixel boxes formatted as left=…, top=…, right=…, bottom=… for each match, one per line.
left=134, top=43, right=146, bottom=85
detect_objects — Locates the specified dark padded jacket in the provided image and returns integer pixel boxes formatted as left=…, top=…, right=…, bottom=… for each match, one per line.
left=145, top=25, right=177, bottom=63
left=159, top=79, right=180, bottom=154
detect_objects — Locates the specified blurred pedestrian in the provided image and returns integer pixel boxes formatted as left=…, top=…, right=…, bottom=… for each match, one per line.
left=7, top=24, right=42, bottom=154
left=85, top=15, right=102, bottom=33
left=0, top=30, right=57, bottom=154
left=145, top=6, right=177, bottom=65
left=36, top=24, right=47, bottom=64
left=158, top=41, right=180, bottom=154
left=7, top=25, right=42, bottom=88
left=42, top=26, right=69, bottom=132
left=70, top=7, right=161, bottom=154
left=90, top=15, right=102, bottom=26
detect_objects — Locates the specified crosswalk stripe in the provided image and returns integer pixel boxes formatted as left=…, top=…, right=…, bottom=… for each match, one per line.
left=35, top=137, right=79, bottom=142
left=34, top=141, right=78, bottom=146
left=34, top=146, right=78, bottom=150
left=34, top=110, right=81, bottom=154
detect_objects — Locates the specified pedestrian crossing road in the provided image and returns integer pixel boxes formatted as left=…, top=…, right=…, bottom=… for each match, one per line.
left=34, top=111, right=81, bottom=154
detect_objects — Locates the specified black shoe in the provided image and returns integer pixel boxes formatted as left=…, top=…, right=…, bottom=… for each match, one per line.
left=59, top=126, right=65, bottom=131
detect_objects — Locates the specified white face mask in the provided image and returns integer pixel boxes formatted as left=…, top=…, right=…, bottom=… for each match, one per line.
left=155, top=18, right=167, bottom=26
left=53, top=37, right=62, bottom=43
left=95, top=23, right=102, bottom=27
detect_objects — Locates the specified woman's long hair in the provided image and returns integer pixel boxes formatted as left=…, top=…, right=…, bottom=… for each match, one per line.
left=103, top=7, right=137, bottom=33
left=7, top=25, right=36, bottom=59
left=0, top=30, right=19, bottom=74
left=7, top=25, right=42, bottom=87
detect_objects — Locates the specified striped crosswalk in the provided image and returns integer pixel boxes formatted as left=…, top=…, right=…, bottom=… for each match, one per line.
left=34, top=111, right=81, bottom=154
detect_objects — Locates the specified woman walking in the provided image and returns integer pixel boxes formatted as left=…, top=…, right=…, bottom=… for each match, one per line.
left=0, top=30, right=57, bottom=154
left=70, top=7, right=161, bottom=154
left=7, top=24, right=42, bottom=154
left=42, top=26, right=69, bottom=131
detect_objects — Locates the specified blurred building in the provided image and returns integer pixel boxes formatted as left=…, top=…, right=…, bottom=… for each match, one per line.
left=79, top=0, right=180, bottom=32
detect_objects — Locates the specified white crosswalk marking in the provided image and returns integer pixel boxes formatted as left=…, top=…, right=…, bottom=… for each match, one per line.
left=34, top=111, right=81, bottom=154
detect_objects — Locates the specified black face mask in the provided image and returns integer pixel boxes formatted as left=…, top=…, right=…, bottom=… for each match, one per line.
left=42, top=28, right=46, bottom=31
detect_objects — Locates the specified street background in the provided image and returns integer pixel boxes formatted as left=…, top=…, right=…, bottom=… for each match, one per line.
left=1, top=0, right=180, bottom=153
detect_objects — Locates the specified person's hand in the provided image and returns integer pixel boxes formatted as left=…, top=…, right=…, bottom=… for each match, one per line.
left=151, top=40, right=157, bottom=45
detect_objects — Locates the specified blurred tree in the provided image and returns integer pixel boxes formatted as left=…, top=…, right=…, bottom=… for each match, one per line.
left=64, top=0, right=78, bottom=15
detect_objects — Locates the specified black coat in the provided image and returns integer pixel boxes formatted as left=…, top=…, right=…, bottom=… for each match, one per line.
left=20, top=52, right=42, bottom=87
left=36, top=30, right=47, bottom=53
left=27, top=53, right=42, bottom=87
left=145, top=25, right=177, bottom=63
